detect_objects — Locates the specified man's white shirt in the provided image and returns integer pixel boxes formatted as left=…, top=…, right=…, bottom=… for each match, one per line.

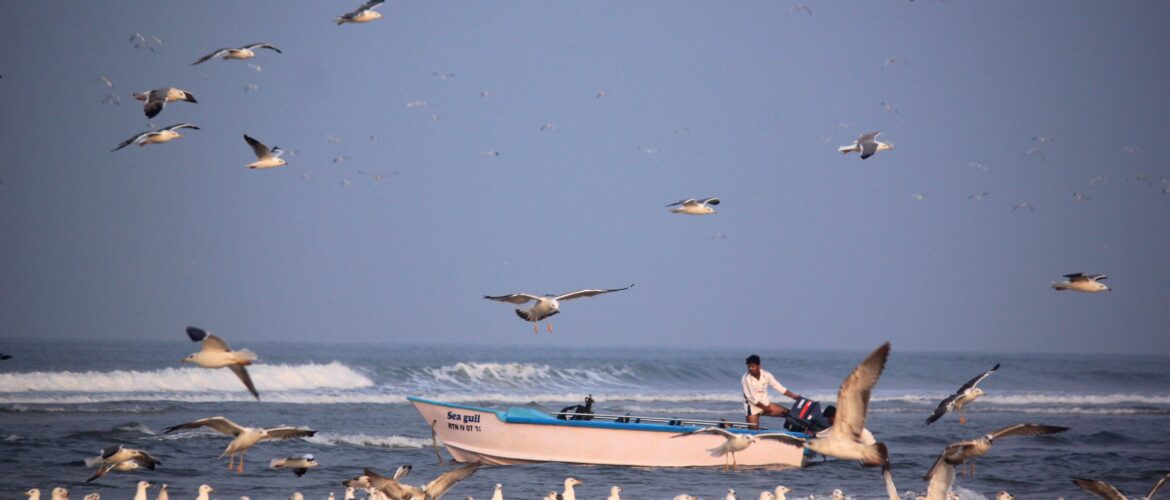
left=741, top=368, right=788, bottom=415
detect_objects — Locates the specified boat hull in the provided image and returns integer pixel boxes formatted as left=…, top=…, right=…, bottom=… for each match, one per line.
left=409, top=397, right=805, bottom=468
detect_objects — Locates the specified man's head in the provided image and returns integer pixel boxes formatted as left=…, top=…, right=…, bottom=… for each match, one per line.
left=823, top=404, right=836, bottom=425
left=745, top=354, right=761, bottom=376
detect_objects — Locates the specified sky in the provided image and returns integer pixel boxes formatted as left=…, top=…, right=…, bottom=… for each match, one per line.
left=1, top=1, right=1168, bottom=354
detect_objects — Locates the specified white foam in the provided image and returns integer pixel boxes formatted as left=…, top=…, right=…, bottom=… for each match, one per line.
left=420, top=362, right=636, bottom=389
left=0, top=362, right=374, bottom=393
left=305, top=432, right=432, bottom=449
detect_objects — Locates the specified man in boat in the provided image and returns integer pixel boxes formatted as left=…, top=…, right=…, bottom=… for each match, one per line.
left=742, top=354, right=803, bottom=429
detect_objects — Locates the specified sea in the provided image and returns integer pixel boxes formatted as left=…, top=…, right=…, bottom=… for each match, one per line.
left=1, top=339, right=1168, bottom=499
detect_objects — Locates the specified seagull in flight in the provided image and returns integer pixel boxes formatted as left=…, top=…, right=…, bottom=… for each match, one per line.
left=336, top=0, right=384, bottom=25
left=270, top=454, right=319, bottom=477
left=192, top=43, right=282, bottom=65
left=243, top=134, right=287, bottom=169
left=485, top=284, right=635, bottom=334
left=164, top=416, right=316, bottom=473
left=752, top=343, right=892, bottom=468
left=112, top=123, right=199, bottom=151
left=666, top=197, right=720, bottom=215
left=926, top=423, right=1068, bottom=479
left=671, top=427, right=798, bottom=469
left=131, top=87, right=197, bottom=119
left=838, top=132, right=894, bottom=160
left=1051, top=273, right=1110, bottom=293
left=1072, top=472, right=1170, bottom=500
left=183, top=326, right=260, bottom=399
left=926, top=363, right=998, bottom=425
left=377, top=463, right=480, bottom=500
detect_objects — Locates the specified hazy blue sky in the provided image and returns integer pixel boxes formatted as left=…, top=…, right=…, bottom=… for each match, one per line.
left=1, top=1, right=1168, bottom=353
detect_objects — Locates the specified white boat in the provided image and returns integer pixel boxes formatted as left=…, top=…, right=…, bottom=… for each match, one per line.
left=408, top=396, right=808, bottom=467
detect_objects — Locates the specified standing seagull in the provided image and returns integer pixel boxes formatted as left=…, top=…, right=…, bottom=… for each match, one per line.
left=336, top=0, right=385, bottom=25
left=753, top=343, right=892, bottom=468
left=191, top=43, right=282, bottom=65
left=666, top=198, right=720, bottom=215
left=164, top=416, right=316, bottom=473
left=671, top=427, right=797, bottom=469
left=184, top=326, right=260, bottom=399
left=926, top=423, right=1067, bottom=479
left=1051, top=273, right=1111, bottom=293
left=1072, top=472, right=1170, bottom=500
left=838, top=132, right=894, bottom=160
left=925, top=363, right=999, bottom=425
left=243, top=134, right=287, bottom=169
left=111, top=124, right=199, bottom=151
left=484, top=284, right=635, bottom=334
left=131, top=87, right=197, bottom=119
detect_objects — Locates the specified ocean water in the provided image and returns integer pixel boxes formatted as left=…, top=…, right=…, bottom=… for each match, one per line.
left=1, top=339, right=1168, bottom=499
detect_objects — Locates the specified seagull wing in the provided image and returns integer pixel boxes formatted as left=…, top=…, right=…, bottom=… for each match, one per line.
left=1063, top=273, right=1089, bottom=281
left=956, top=363, right=1000, bottom=392
left=263, top=427, right=317, bottom=440
left=700, top=198, right=720, bottom=206
left=834, top=342, right=891, bottom=443
left=164, top=416, right=246, bottom=436
left=1089, top=274, right=1108, bottom=281
left=988, top=423, right=1068, bottom=441
left=99, top=444, right=123, bottom=459
left=112, top=131, right=149, bottom=151
left=1145, top=472, right=1170, bottom=499
left=163, top=123, right=200, bottom=132
left=229, top=364, right=261, bottom=399
left=671, top=426, right=737, bottom=439
left=423, top=462, right=481, bottom=499
left=84, top=462, right=117, bottom=484
left=923, top=452, right=956, bottom=498
left=245, top=43, right=282, bottom=53
left=360, top=0, right=386, bottom=10
left=753, top=433, right=806, bottom=446
left=199, top=333, right=232, bottom=353
left=484, top=293, right=542, bottom=305
left=129, top=450, right=161, bottom=469
left=857, top=132, right=881, bottom=142
left=859, top=141, right=878, bottom=159
left=191, top=48, right=230, bottom=65
left=144, top=88, right=167, bottom=118
left=1071, top=478, right=1128, bottom=500
left=555, top=284, right=635, bottom=301
left=244, top=135, right=274, bottom=159
left=924, top=394, right=957, bottom=425
left=392, top=464, right=413, bottom=480
left=666, top=198, right=697, bottom=207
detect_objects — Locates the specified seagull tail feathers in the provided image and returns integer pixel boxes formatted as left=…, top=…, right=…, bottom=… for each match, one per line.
left=1050, top=282, right=1067, bottom=291
left=864, top=442, right=890, bottom=468
left=270, top=458, right=285, bottom=468
left=335, top=17, right=346, bottom=25
left=838, top=145, right=856, bottom=154
left=235, top=348, right=259, bottom=362
left=84, top=456, right=103, bottom=468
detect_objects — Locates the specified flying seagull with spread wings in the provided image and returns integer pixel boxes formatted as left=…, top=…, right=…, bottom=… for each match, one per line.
left=243, top=134, right=287, bottom=169
left=192, top=43, right=282, bottom=65
left=666, top=198, right=720, bottom=215
left=671, top=427, right=797, bottom=469
left=1051, top=273, right=1111, bottom=293
left=111, top=123, right=199, bottom=151
left=925, top=363, right=999, bottom=425
left=838, top=132, right=894, bottom=160
left=1072, top=472, right=1170, bottom=500
left=131, top=87, right=197, bottom=119
left=183, top=326, right=260, bottom=399
left=484, top=284, right=635, bottom=334
left=926, top=423, right=1068, bottom=480
left=751, top=343, right=892, bottom=468
left=336, top=0, right=385, bottom=25
left=376, top=463, right=481, bottom=500
left=164, top=416, right=316, bottom=473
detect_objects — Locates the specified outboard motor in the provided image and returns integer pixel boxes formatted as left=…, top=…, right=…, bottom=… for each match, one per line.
left=557, top=394, right=595, bottom=421
left=783, top=397, right=830, bottom=434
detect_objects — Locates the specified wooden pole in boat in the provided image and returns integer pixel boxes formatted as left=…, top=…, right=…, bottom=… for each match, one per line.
left=430, top=419, right=444, bottom=463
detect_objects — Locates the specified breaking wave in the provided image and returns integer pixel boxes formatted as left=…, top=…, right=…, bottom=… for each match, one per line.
left=0, top=362, right=374, bottom=394
left=305, top=432, right=432, bottom=449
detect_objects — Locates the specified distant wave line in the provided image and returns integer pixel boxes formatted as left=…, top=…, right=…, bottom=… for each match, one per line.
left=0, top=362, right=373, bottom=393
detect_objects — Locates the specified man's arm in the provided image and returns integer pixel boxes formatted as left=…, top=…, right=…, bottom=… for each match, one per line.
left=767, top=372, right=800, bottom=401
left=782, top=388, right=801, bottom=401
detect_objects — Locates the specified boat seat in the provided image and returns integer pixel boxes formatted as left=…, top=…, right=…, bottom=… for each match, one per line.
left=504, top=407, right=556, bottom=422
